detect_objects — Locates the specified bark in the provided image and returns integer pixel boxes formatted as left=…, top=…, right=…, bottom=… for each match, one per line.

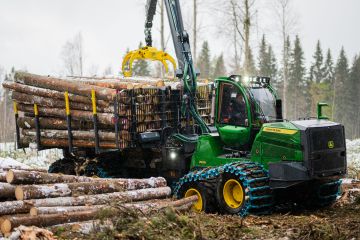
left=18, top=117, right=96, bottom=130
left=50, top=219, right=113, bottom=235
left=6, top=169, right=114, bottom=185
left=0, top=172, right=7, bottom=182
left=2, top=81, right=109, bottom=107
left=17, top=104, right=114, bottom=125
left=31, top=195, right=197, bottom=216
left=0, top=187, right=171, bottom=215
left=0, top=167, right=47, bottom=173
left=14, top=71, right=117, bottom=101
left=22, top=129, right=125, bottom=141
left=12, top=91, right=113, bottom=113
left=15, top=177, right=167, bottom=200
left=0, top=183, right=16, bottom=200
left=68, top=76, right=165, bottom=88
left=20, top=136, right=122, bottom=149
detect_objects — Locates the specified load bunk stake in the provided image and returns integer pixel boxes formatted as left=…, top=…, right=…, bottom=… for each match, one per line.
left=33, top=103, right=42, bottom=150
left=13, top=102, right=22, bottom=149
left=64, top=91, right=73, bottom=153
left=91, top=90, right=100, bottom=154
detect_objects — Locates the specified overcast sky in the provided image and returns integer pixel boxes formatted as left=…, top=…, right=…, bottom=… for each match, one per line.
left=0, top=0, right=359, bottom=76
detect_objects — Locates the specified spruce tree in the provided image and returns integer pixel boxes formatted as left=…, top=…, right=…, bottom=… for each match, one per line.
left=258, top=35, right=270, bottom=76
left=332, top=47, right=349, bottom=123
left=309, top=40, right=324, bottom=83
left=132, top=42, right=151, bottom=76
left=287, top=35, right=307, bottom=120
left=197, top=41, right=211, bottom=79
left=211, top=54, right=226, bottom=79
left=345, top=55, right=360, bottom=138
left=323, top=49, right=334, bottom=85
left=245, top=48, right=257, bottom=76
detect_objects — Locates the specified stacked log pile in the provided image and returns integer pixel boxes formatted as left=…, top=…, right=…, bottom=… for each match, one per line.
left=0, top=167, right=196, bottom=236
left=2, top=72, right=212, bottom=150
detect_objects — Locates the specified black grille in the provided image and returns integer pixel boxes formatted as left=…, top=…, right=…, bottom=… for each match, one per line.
left=307, top=126, right=346, bottom=176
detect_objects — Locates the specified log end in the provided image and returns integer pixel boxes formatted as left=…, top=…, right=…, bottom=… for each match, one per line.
left=6, top=170, right=14, bottom=184
left=29, top=207, right=38, bottom=216
left=15, top=186, right=24, bottom=201
left=1, top=219, right=12, bottom=234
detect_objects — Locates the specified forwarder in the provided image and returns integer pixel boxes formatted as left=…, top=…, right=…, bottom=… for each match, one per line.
left=123, top=0, right=346, bottom=215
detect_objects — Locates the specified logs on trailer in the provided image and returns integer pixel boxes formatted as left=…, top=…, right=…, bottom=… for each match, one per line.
left=17, top=117, right=107, bottom=130
left=2, top=81, right=109, bottom=107
left=14, top=72, right=117, bottom=101
left=22, top=129, right=121, bottom=141
left=0, top=187, right=171, bottom=215
left=17, top=104, right=114, bottom=126
left=11, top=91, right=113, bottom=113
left=15, top=177, right=167, bottom=200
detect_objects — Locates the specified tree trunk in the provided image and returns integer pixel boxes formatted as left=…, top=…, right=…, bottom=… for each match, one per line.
left=14, top=71, right=117, bottom=101
left=2, top=81, right=109, bottom=107
left=0, top=172, right=7, bottom=182
left=17, top=104, right=114, bottom=125
left=15, top=177, right=167, bottom=200
left=0, top=183, right=16, bottom=200
left=22, top=129, right=121, bottom=141
left=0, top=187, right=171, bottom=215
left=12, top=91, right=113, bottom=113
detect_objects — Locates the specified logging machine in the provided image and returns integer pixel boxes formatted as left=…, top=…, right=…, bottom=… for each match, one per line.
left=48, top=0, right=346, bottom=215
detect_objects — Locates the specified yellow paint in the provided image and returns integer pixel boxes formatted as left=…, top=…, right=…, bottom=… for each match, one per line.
left=122, top=46, right=176, bottom=77
left=185, top=188, right=203, bottom=212
left=33, top=104, right=39, bottom=116
left=13, top=102, right=18, bottom=114
left=91, top=90, right=97, bottom=115
left=263, top=127, right=298, bottom=135
left=199, top=160, right=207, bottom=165
left=64, top=91, right=71, bottom=116
left=328, top=140, right=334, bottom=149
left=223, top=179, right=244, bottom=209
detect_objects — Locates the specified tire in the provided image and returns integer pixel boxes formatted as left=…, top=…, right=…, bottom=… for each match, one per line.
left=48, top=158, right=76, bottom=175
left=177, top=181, right=217, bottom=213
left=216, top=174, right=246, bottom=214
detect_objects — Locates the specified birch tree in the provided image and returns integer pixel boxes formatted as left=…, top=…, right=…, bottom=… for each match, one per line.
left=61, top=32, right=84, bottom=76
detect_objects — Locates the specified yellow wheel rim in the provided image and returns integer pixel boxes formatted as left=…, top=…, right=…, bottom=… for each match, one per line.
left=185, top=188, right=203, bottom=212
left=223, top=179, right=244, bottom=209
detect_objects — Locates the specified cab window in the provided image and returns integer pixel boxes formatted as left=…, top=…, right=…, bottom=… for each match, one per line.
left=218, top=83, right=247, bottom=126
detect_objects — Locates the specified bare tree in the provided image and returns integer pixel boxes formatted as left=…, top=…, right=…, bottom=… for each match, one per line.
left=193, top=0, right=198, bottom=64
left=61, top=32, right=84, bottom=76
left=273, top=0, right=297, bottom=118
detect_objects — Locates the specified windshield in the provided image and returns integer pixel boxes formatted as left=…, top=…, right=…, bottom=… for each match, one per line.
left=250, top=88, right=276, bottom=121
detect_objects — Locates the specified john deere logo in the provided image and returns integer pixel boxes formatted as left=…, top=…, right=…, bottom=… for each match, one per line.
left=328, top=141, right=335, bottom=149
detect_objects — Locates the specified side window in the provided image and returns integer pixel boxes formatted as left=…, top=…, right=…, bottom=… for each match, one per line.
left=218, top=83, right=247, bottom=126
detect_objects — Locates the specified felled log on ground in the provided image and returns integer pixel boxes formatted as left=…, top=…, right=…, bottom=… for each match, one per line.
left=6, top=225, right=55, bottom=240
left=31, top=195, right=198, bottom=216
left=0, top=183, right=16, bottom=200
left=0, top=167, right=47, bottom=173
left=17, top=104, right=114, bottom=125
left=50, top=219, right=114, bottom=235
left=22, top=129, right=123, bottom=142
left=15, top=177, right=167, bottom=200
left=0, top=187, right=171, bottom=215
left=14, top=71, right=117, bottom=101
left=0, top=173, right=6, bottom=182
left=12, top=91, right=113, bottom=113
left=2, top=81, right=109, bottom=107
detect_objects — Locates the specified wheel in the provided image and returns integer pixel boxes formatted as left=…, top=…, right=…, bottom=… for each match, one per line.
left=216, top=175, right=246, bottom=214
left=177, top=182, right=216, bottom=213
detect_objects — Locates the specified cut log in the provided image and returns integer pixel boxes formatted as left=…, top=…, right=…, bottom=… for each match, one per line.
left=1, top=210, right=99, bottom=234
left=17, top=104, right=114, bottom=125
left=14, top=71, right=117, bottom=101
left=6, top=169, right=111, bottom=185
left=22, top=129, right=122, bottom=141
left=0, top=187, right=171, bottom=215
left=0, top=167, right=47, bottom=173
left=68, top=76, right=165, bottom=88
left=0, top=173, right=6, bottom=182
left=17, top=116, right=108, bottom=130
left=12, top=91, right=113, bottom=113
left=0, top=183, right=16, bottom=199
left=2, top=81, right=109, bottom=107
left=50, top=219, right=113, bottom=235
left=15, top=177, right=167, bottom=200
left=31, top=195, right=197, bottom=216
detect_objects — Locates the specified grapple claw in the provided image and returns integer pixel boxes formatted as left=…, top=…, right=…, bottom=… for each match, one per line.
left=121, top=46, right=177, bottom=77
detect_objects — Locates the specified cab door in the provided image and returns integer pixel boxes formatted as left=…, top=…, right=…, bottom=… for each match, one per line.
left=215, top=80, right=252, bottom=149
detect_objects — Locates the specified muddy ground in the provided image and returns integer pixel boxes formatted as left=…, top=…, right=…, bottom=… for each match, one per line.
left=53, top=200, right=360, bottom=240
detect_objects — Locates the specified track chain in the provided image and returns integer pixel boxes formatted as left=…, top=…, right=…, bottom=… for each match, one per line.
left=173, top=161, right=273, bottom=216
